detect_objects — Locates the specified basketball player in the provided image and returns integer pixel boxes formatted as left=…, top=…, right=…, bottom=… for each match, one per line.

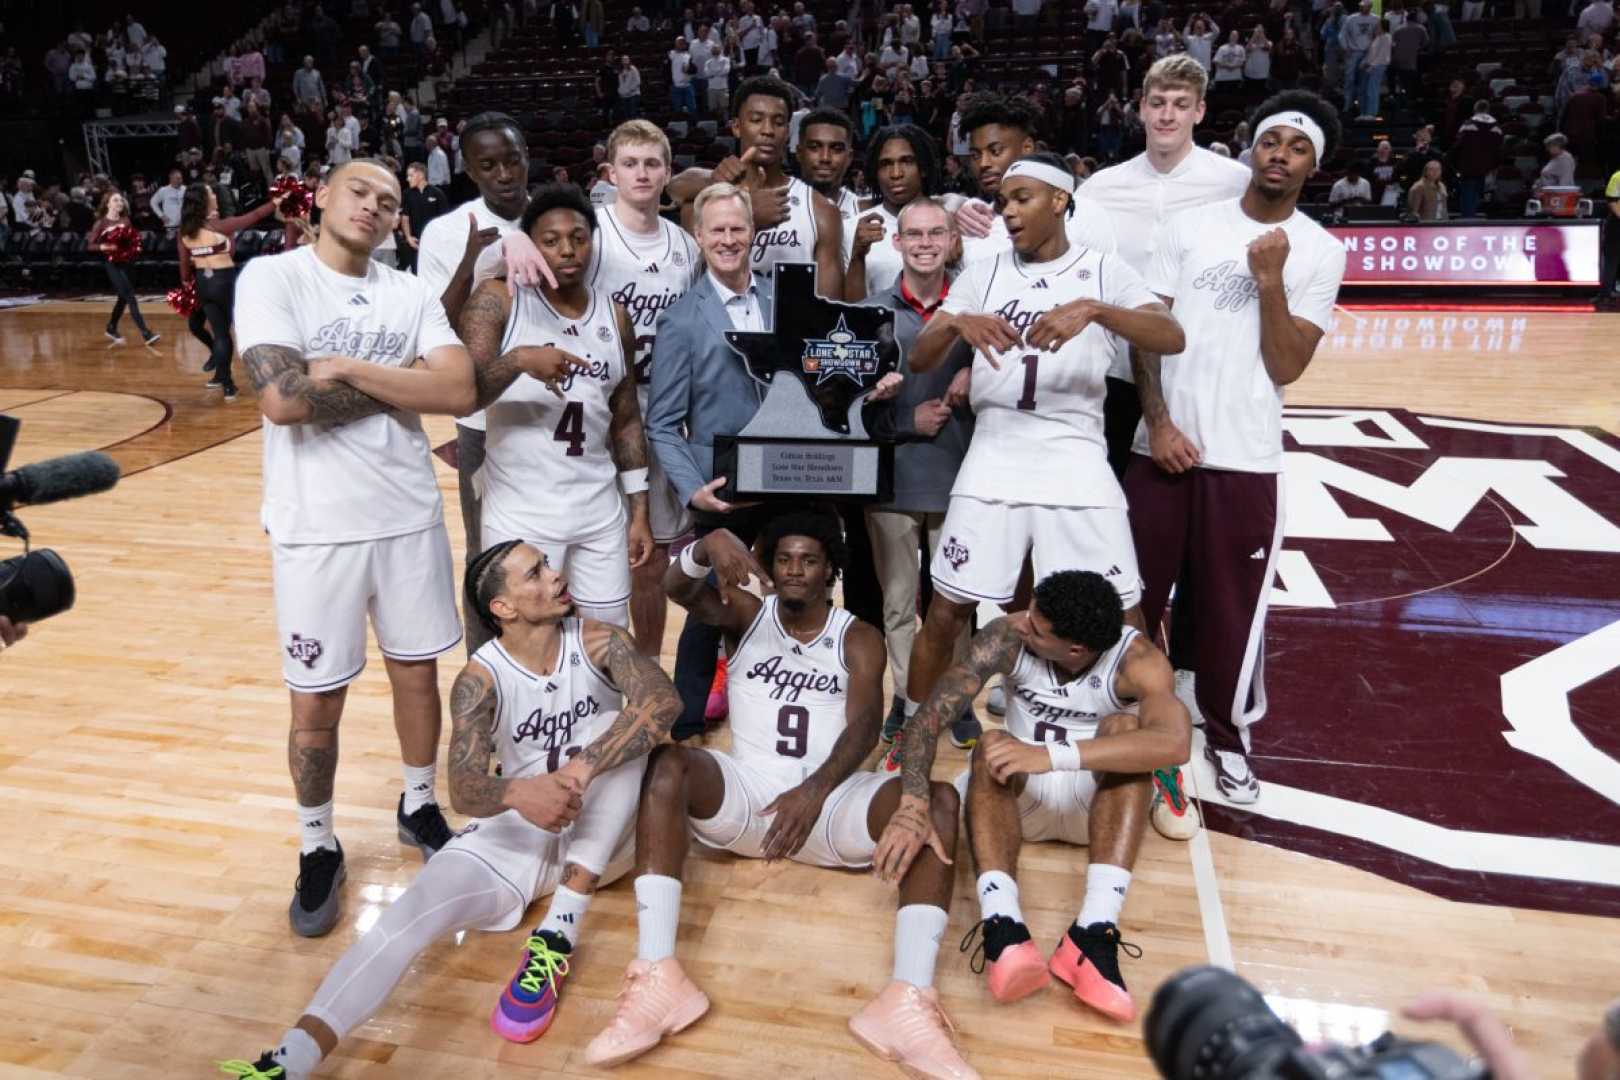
left=584, top=510, right=980, bottom=1080
left=845, top=123, right=941, bottom=301
left=874, top=570, right=1191, bottom=1022
left=457, top=184, right=654, bottom=632
left=235, top=159, right=477, bottom=938
left=793, top=107, right=861, bottom=264
left=1081, top=54, right=1251, bottom=840
left=668, top=75, right=845, bottom=297
left=416, top=112, right=553, bottom=655
left=589, top=120, right=704, bottom=657
left=951, top=93, right=1119, bottom=266
left=1125, top=91, right=1347, bottom=803
left=218, top=541, right=683, bottom=1080
left=896, top=153, right=1184, bottom=766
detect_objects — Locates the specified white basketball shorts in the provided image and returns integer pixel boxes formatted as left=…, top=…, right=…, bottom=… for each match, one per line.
left=930, top=496, right=1142, bottom=608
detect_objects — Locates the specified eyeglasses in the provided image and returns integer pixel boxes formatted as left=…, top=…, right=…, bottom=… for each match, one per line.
left=899, top=227, right=950, bottom=242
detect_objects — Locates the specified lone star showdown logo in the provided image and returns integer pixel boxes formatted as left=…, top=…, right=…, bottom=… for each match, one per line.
left=801, top=314, right=882, bottom=387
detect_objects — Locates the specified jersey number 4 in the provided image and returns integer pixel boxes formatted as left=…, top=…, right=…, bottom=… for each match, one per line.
left=554, top=401, right=586, bottom=457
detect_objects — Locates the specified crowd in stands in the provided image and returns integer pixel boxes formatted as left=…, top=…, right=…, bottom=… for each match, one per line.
left=0, top=0, right=1614, bottom=277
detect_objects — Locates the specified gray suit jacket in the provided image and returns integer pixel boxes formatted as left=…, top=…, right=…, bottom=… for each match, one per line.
left=646, top=272, right=775, bottom=510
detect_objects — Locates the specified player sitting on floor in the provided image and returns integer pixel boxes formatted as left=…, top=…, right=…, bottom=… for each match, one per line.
left=218, top=541, right=681, bottom=1080
left=880, top=569, right=1190, bottom=1022
left=584, top=508, right=981, bottom=1080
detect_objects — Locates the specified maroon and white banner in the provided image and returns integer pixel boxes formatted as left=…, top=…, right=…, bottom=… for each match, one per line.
left=1329, top=222, right=1600, bottom=286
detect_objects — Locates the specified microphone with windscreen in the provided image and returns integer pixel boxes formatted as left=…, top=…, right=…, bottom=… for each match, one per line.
left=0, top=448, right=121, bottom=626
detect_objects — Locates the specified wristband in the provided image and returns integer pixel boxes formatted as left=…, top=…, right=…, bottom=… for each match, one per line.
left=618, top=467, right=650, bottom=495
left=1047, top=742, right=1082, bottom=772
left=678, top=541, right=710, bottom=579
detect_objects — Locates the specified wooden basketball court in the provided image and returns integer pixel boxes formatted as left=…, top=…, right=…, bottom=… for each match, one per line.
left=1, top=300, right=1616, bottom=1078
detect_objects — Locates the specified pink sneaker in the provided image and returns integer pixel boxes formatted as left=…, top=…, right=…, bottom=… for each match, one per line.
left=705, top=655, right=729, bottom=723
left=848, top=981, right=981, bottom=1080
left=1048, top=922, right=1142, bottom=1023
left=583, top=957, right=711, bottom=1068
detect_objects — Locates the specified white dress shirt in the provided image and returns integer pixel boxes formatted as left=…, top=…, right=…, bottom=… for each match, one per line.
left=710, top=274, right=764, bottom=332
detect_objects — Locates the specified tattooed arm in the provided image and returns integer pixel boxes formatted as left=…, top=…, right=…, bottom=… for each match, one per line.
left=898, top=617, right=1023, bottom=802
left=447, top=661, right=585, bottom=829
left=610, top=304, right=653, bottom=568
left=458, top=279, right=523, bottom=409
left=244, top=343, right=393, bottom=427
left=571, top=621, right=681, bottom=782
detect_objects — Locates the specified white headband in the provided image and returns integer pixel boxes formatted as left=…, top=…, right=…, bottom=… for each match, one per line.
left=1254, top=111, right=1325, bottom=164
left=1002, top=159, right=1076, bottom=194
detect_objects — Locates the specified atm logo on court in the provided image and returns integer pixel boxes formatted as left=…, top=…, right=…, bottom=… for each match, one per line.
left=1219, top=408, right=1620, bottom=918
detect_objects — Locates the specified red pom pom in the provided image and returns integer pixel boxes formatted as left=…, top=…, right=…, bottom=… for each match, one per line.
left=270, top=175, right=312, bottom=219
left=166, top=281, right=199, bottom=317
left=103, top=223, right=142, bottom=264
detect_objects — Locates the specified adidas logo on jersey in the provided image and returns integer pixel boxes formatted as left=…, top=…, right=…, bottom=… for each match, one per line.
left=1032, top=279, right=1049, bottom=289
left=1105, top=565, right=1122, bottom=576
left=645, top=261, right=659, bottom=273
left=564, top=325, right=580, bottom=335
left=348, top=294, right=369, bottom=306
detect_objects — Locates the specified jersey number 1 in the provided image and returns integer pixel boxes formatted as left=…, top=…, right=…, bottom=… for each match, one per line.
left=554, top=401, right=586, bottom=457
left=1016, top=354, right=1039, bottom=411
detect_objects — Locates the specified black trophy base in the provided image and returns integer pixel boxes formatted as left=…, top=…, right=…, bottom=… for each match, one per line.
left=714, top=436, right=893, bottom=502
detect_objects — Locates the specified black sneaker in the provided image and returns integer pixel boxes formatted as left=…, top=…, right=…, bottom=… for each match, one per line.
left=880, top=695, right=905, bottom=743
left=958, top=914, right=1033, bottom=974
left=289, top=839, right=346, bottom=938
left=397, top=795, right=454, bottom=859
left=1053, top=921, right=1143, bottom=1022
left=203, top=357, right=218, bottom=373
left=949, top=708, right=981, bottom=749
left=141, top=331, right=162, bottom=347
left=205, top=376, right=224, bottom=388
left=222, top=384, right=240, bottom=402
left=215, top=1052, right=284, bottom=1077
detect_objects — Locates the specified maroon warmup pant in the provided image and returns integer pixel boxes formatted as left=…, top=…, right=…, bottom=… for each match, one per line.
left=1123, top=455, right=1284, bottom=753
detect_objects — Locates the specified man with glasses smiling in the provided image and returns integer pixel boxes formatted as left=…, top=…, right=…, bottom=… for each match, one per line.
left=865, top=198, right=981, bottom=748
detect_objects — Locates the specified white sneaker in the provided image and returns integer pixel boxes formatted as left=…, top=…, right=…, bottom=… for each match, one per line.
left=1174, top=669, right=1205, bottom=728
left=1150, top=767, right=1200, bottom=840
left=1204, top=746, right=1259, bottom=804
left=986, top=683, right=1006, bottom=717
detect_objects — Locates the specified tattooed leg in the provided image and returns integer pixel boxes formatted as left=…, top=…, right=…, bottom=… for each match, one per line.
left=289, top=687, right=346, bottom=807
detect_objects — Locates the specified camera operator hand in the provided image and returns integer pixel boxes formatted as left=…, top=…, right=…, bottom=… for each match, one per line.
left=1401, top=992, right=1534, bottom=1080
left=0, top=615, right=26, bottom=651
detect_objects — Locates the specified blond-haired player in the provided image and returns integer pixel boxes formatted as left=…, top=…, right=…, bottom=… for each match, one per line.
left=1079, top=54, right=1251, bottom=840
left=589, top=120, right=703, bottom=658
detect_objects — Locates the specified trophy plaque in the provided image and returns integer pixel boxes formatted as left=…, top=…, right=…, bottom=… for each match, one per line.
left=713, top=262, right=898, bottom=502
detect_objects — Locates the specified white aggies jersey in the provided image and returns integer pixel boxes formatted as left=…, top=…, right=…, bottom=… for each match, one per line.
left=942, top=246, right=1157, bottom=509
left=234, top=245, right=462, bottom=545
left=588, top=203, right=701, bottom=392
left=728, top=596, right=857, bottom=776
left=750, top=177, right=820, bottom=278
left=472, top=620, right=622, bottom=779
left=1005, top=626, right=1140, bottom=746
left=482, top=286, right=629, bottom=542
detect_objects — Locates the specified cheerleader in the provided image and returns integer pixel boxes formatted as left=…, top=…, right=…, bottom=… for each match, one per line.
left=87, top=191, right=159, bottom=347
left=177, top=182, right=277, bottom=400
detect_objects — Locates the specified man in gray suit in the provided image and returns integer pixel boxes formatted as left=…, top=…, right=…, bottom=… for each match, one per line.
left=646, top=182, right=782, bottom=738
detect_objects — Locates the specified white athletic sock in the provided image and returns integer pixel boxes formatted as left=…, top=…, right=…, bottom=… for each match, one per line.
left=635, top=874, right=683, bottom=963
left=538, top=885, right=593, bottom=948
left=891, top=904, right=948, bottom=989
left=975, top=870, right=1023, bottom=924
left=903, top=697, right=921, bottom=718
left=401, top=763, right=437, bottom=815
left=298, top=800, right=335, bottom=855
left=1077, top=863, right=1132, bottom=928
left=271, top=1028, right=321, bottom=1080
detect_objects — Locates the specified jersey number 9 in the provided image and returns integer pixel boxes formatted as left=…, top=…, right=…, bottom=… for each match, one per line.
left=776, top=704, right=809, bottom=758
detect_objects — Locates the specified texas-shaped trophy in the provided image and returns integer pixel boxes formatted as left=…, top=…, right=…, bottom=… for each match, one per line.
left=713, top=262, right=899, bottom=501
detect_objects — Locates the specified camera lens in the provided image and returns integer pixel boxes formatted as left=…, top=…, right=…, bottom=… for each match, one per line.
left=1145, top=966, right=1303, bottom=1080
left=0, top=549, right=76, bottom=623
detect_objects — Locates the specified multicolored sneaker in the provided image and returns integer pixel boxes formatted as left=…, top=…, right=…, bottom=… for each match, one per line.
left=879, top=730, right=903, bottom=773
left=1049, top=921, right=1143, bottom=1023
left=216, top=1054, right=285, bottom=1078
left=1150, top=767, right=1199, bottom=840
left=705, top=654, right=729, bottom=724
left=584, top=957, right=711, bottom=1067
left=848, top=980, right=981, bottom=1080
left=491, top=930, right=572, bottom=1043
left=960, top=915, right=1050, bottom=1003
left=1205, top=745, right=1260, bottom=804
